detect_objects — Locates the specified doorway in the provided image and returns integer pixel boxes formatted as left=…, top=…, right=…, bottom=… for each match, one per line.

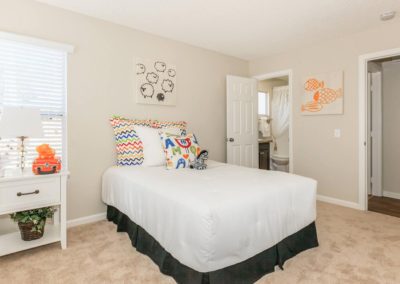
left=359, top=48, right=400, bottom=217
left=226, top=70, right=293, bottom=173
left=257, top=76, right=290, bottom=172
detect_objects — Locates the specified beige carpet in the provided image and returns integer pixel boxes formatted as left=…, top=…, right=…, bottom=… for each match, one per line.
left=1, top=201, right=400, bottom=284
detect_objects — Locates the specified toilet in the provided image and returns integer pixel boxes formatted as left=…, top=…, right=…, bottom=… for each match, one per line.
left=271, top=154, right=289, bottom=172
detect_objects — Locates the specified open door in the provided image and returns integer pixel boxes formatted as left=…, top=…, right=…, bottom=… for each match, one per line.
left=368, top=71, right=383, bottom=197
left=226, top=75, right=258, bottom=168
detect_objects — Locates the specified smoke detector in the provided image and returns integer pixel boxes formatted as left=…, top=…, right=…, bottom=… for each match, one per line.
left=380, top=11, right=396, bottom=21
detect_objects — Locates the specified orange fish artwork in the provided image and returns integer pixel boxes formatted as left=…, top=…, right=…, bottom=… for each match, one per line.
left=301, top=101, right=323, bottom=112
left=301, top=88, right=343, bottom=113
left=313, top=88, right=343, bottom=104
left=304, top=78, right=324, bottom=92
left=302, top=72, right=343, bottom=114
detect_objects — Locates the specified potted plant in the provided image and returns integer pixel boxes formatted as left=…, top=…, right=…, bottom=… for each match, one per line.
left=10, top=207, right=56, bottom=241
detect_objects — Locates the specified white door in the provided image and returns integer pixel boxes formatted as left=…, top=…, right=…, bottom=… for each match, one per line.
left=370, top=72, right=383, bottom=196
left=367, top=73, right=372, bottom=196
left=226, top=75, right=258, bottom=168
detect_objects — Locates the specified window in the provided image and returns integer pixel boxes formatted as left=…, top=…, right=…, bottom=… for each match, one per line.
left=258, top=92, right=269, bottom=116
left=0, top=33, right=72, bottom=170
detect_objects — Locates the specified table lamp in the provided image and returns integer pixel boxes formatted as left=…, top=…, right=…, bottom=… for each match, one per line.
left=0, top=106, right=44, bottom=171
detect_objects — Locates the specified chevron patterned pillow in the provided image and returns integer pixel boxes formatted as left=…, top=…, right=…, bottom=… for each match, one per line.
left=151, top=120, right=187, bottom=135
left=110, top=116, right=152, bottom=166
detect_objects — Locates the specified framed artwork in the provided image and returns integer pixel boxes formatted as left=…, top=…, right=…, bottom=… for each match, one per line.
left=135, top=58, right=177, bottom=106
left=301, top=71, right=343, bottom=115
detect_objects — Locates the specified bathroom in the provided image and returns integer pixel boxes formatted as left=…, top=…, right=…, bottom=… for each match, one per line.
left=258, top=76, right=290, bottom=172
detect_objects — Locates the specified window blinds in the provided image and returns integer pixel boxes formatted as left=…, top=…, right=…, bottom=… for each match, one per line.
left=0, top=37, right=67, bottom=170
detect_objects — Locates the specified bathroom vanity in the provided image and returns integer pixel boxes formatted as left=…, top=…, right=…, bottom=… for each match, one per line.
left=258, top=140, right=271, bottom=170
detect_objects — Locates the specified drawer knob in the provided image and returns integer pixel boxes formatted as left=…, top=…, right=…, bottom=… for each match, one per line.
left=17, top=190, right=40, bottom=197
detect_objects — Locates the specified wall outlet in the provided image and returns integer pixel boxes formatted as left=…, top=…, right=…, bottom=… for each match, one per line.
left=334, top=129, right=341, bottom=138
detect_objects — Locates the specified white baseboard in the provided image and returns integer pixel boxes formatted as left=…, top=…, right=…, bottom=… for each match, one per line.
left=383, top=191, right=400, bottom=200
left=317, top=194, right=362, bottom=210
left=67, top=212, right=106, bottom=228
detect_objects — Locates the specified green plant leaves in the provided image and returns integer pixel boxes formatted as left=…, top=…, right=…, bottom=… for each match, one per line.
left=9, top=207, right=56, bottom=233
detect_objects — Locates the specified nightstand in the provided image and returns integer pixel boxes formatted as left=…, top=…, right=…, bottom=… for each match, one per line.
left=0, top=171, right=68, bottom=256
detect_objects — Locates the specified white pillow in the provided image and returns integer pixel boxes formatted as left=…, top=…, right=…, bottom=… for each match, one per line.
left=134, top=126, right=182, bottom=166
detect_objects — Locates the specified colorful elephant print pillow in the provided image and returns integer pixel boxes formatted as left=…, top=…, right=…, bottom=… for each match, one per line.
left=160, top=132, right=201, bottom=169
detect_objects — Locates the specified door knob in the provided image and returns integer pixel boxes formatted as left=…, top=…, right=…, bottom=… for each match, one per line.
left=228, top=138, right=234, bottom=142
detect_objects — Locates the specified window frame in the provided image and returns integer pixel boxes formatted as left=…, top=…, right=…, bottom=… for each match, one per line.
left=0, top=32, right=73, bottom=172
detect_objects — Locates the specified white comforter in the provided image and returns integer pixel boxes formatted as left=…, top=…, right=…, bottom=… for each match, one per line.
left=102, top=161, right=316, bottom=272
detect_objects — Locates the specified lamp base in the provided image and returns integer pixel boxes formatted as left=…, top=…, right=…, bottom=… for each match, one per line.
left=17, top=136, right=28, bottom=172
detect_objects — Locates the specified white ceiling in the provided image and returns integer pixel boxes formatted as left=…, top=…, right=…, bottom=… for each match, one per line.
left=35, top=0, right=400, bottom=60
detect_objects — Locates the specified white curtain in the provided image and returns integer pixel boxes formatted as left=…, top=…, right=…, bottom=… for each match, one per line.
left=271, top=86, right=289, bottom=140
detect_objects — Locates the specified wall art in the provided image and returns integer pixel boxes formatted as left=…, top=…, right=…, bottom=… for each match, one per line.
left=301, top=71, right=343, bottom=115
left=135, top=59, right=176, bottom=106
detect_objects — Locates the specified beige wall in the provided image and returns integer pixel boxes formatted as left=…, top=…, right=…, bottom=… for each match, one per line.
left=249, top=20, right=400, bottom=203
left=0, top=0, right=248, bottom=220
left=382, top=62, right=400, bottom=196
left=258, top=78, right=288, bottom=94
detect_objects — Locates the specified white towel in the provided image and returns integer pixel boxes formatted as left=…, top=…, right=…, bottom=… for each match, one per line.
left=258, top=117, right=271, bottom=137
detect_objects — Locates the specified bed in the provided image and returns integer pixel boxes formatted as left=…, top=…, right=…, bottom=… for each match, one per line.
left=102, top=160, right=318, bottom=284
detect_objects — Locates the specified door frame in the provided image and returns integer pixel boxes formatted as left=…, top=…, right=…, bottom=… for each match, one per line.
left=358, top=48, right=400, bottom=210
left=253, top=69, right=293, bottom=173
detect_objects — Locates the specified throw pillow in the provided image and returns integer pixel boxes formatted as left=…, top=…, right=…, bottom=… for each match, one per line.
left=134, top=126, right=182, bottom=167
left=160, top=132, right=201, bottom=169
left=152, top=120, right=187, bottom=135
left=109, top=116, right=151, bottom=166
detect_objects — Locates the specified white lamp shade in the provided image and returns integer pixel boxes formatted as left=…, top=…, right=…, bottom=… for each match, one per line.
left=0, top=106, right=44, bottom=138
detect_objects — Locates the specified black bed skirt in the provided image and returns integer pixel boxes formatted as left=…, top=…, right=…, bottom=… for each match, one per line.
left=107, top=206, right=318, bottom=284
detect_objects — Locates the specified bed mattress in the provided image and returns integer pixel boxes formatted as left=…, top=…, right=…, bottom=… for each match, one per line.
left=102, top=161, right=317, bottom=273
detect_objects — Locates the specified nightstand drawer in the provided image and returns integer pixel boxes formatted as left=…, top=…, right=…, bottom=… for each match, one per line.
left=0, top=177, right=60, bottom=213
